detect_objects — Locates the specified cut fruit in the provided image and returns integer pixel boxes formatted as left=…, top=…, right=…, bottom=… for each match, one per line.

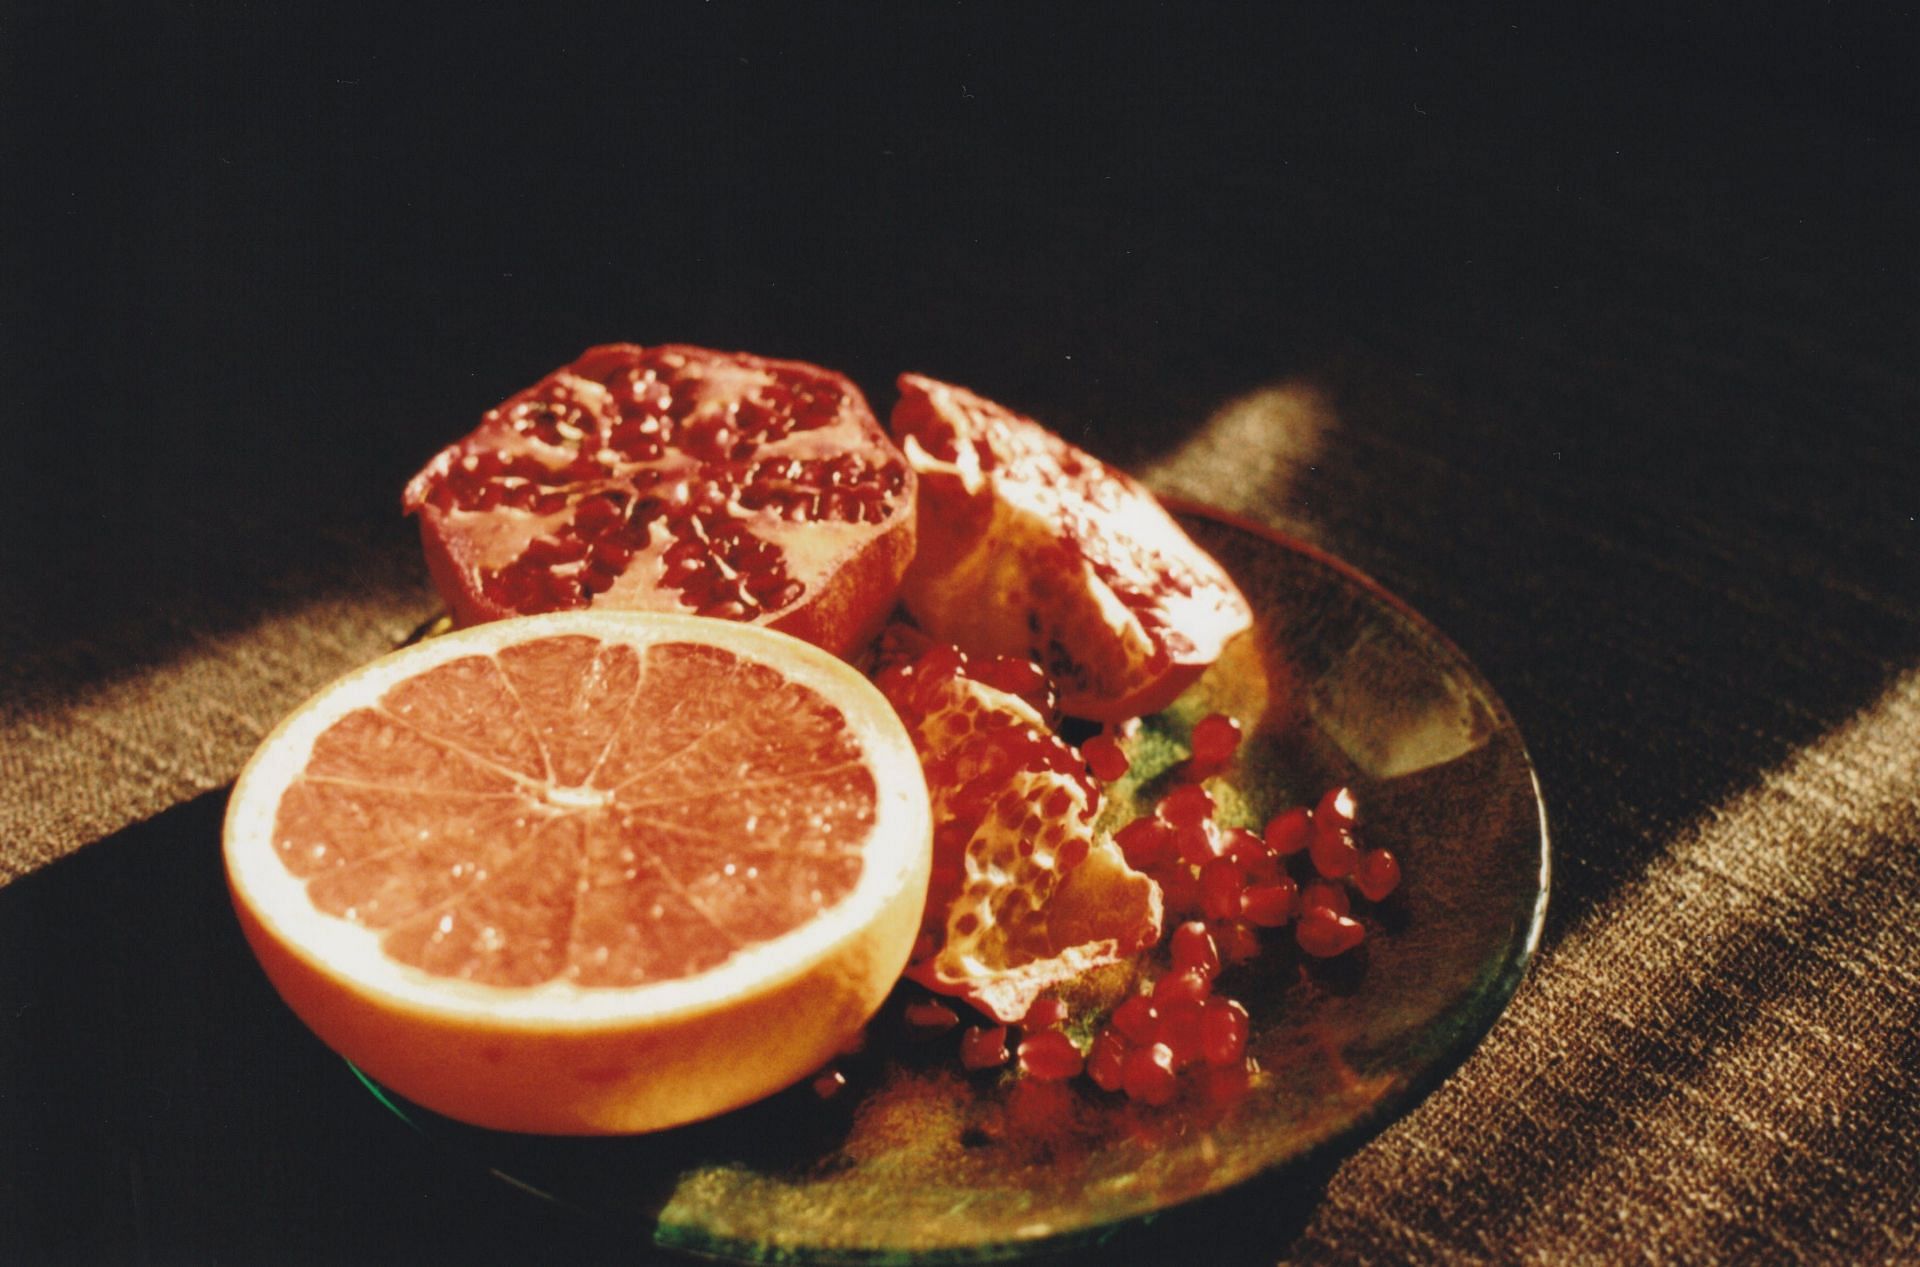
left=403, top=344, right=917, bottom=659
left=224, top=611, right=932, bottom=1135
left=875, top=640, right=1162, bottom=1023
left=890, top=374, right=1253, bottom=720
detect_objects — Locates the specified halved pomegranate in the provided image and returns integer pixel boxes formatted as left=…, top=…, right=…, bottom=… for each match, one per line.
left=403, top=344, right=917, bottom=658
left=889, top=375, right=1252, bottom=720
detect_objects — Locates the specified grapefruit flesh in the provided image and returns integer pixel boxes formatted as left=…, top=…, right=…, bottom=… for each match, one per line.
left=224, top=612, right=931, bottom=1135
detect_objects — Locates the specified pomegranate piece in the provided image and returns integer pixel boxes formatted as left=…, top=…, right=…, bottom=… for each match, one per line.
left=877, top=641, right=1163, bottom=1023
left=404, top=344, right=917, bottom=658
left=890, top=375, right=1253, bottom=721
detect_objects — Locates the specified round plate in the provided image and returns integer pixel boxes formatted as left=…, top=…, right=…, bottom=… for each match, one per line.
left=359, top=506, right=1549, bottom=1263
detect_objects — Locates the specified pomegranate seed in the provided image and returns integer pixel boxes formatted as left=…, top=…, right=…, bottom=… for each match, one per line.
left=1082, top=733, right=1130, bottom=782
left=1242, top=877, right=1300, bottom=927
left=1222, top=827, right=1279, bottom=882
left=1022, top=997, right=1068, bottom=1030
left=580, top=563, right=620, bottom=595
left=1355, top=847, right=1402, bottom=901
left=1199, top=858, right=1245, bottom=921
left=1121, top=1043, right=1179, bottom=1106
left=1189, top=713, right=1243, bottom=766
left=1112, top=994, right=1159, bottom=1045
left=1199, top=997, right=1250, bottom=1066
left=1152, top=968, right=1212, bottom=1008
left=1176, top=820, right=1223, bottom=867
left=1169, top=921, right=1222, bottom=979
left=1296, top=907, right=1366, bottom=958
left=811, top=1068, right=848, bottom=1099
left=959, top=1025, right=1011, bottom=1070
left=1017, top=1030, right=1084, bottom=1080
left=1159, top=784, right=1214, bottom=828
left=1318, top=785, right=1360, bottom=830
left=1087, top=1029, right=1130, bottom=1092
left=1301, top=879, right=1350, bottom=916
left=904, top=1000, right=960, bottom=1036
left=1213, top=919, right=1263, bottom=964
left=1156, top=999, right=1208, bottom=1067
left=1264, top=806, right=1313, bottom=856
left=1309, top=821, right=1360, bottom=879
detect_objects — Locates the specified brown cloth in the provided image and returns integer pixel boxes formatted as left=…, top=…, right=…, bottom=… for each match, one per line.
left=4, top=6, right=1917, bottom=1264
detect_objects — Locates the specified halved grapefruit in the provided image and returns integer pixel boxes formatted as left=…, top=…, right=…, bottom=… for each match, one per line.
left=223, top=611, right=931, bottom=1135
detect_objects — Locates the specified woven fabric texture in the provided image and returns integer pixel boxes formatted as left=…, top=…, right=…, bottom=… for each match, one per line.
left=4, top=7, right=1916, bottom=1262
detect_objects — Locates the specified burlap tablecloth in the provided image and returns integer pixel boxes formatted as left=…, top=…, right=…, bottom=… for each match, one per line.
left=4, top=6, right=1915, bottom=1263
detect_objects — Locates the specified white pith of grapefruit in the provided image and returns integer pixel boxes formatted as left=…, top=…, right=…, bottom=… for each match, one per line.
left=223, top=610, right=932, bottom=1135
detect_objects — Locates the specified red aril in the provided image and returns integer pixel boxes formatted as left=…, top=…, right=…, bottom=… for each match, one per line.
left=1111, top=993, right=1159, bottom=1045
left=1082, top=732, right=1131, bottom=782
left=1198, top=857, right=1245, bottom=921
left=1264, top=806, right=1313, bottom=856
left=1158, top=783, right=1215, bottom=829
left=1310, top=820, right=1361, bottom=879
left=1199, top=998, right=1250, bottom=1067
left=1086, top=1029, right=1129, bottom=1092
left=1301, top=879, right=1351, bottom=917
left=403, top=345, right=917, bottom=658
left=1168, top=921, right=1221, bottom=979
left=222, top=611, right=932, bottom=1134
left=1017, top=1030, right=1085, bottom=1081
left=1122, top=1043, right=1179, bottom=1105
left=1189, top=713, right=1243, bottom=767
left=959, top=1026, right=1011, bottom=1070
left=1355, top=847, right=1403, bottom=901
left=1241, top=878, right=1299, bottom=928
left=1297, top=907, right=1366, bottom=958
left=889, top=375, right=1253, bottom=721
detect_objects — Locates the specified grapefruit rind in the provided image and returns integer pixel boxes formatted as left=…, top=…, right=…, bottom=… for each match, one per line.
left=224, top=611, right=932, bottom=1134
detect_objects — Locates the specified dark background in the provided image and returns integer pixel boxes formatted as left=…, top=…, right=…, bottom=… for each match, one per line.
left=3, top=4, right=1916, bottom=1263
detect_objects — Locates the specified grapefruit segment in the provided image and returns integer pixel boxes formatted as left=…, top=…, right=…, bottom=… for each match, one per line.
left=225, top=611, right=931, bottom=1134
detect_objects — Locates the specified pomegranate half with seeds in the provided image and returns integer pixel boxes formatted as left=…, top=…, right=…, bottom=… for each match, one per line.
left=403, top=344, right=917, bottom=658
left=890, top=375, right=1252, bottom=721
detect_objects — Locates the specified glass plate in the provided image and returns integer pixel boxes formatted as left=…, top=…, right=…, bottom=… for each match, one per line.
left=360, top=505, right=1549, bottom=1263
